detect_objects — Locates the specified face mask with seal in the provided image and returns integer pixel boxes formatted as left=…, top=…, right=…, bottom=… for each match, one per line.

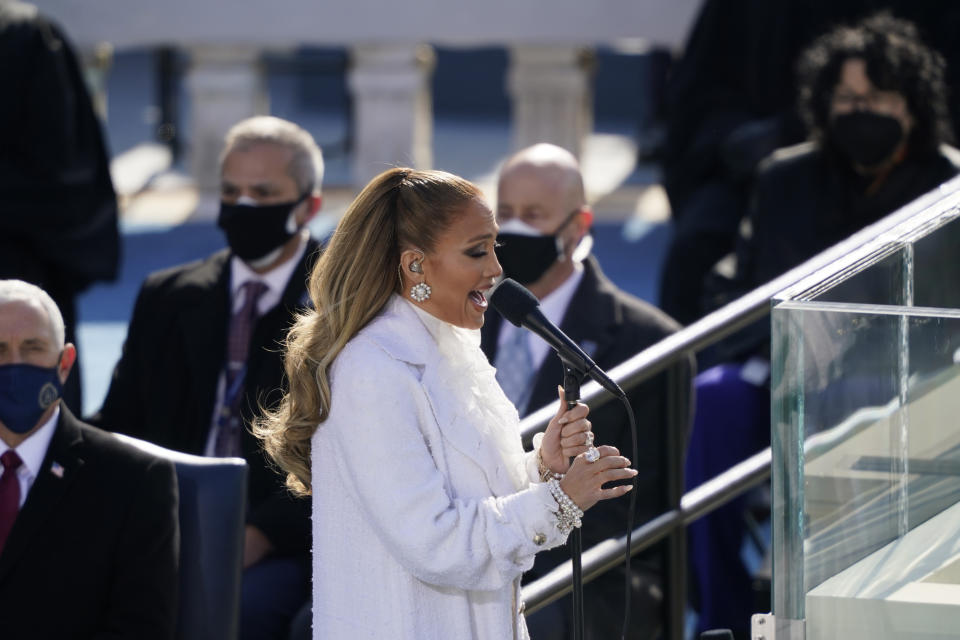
left=0, top=363, right=63, bottom=434
left=829, top=111, right=905, bottom=168
left=218, top=194, right=308, bottom=267
left=495, top=212, right=582, bottom=285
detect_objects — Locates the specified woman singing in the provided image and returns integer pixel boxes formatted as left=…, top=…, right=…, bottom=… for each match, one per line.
left=256, top=168, right=636, bottom=639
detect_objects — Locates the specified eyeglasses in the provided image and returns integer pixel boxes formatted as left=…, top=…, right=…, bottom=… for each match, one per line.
left=831, top=90, right=904, bottom=112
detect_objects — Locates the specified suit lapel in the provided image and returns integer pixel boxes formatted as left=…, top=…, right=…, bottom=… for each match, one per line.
left=241, top=240, right=319, bottom=456
left=281, top=239, right=319, bottom=309
left=372, top=299, right=520, bottom=496
left=175, top=252, right=231, bottom=447
left=420, top=362, right=520, bottom=497
left=526, top=257, right=619, bottom=415
left=0, top=407, right=85, bottom=584
left=247, top=240, right=318, bottom=367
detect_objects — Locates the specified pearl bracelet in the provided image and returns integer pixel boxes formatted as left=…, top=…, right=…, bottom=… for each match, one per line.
left=547, top=477, right=583, bottom=535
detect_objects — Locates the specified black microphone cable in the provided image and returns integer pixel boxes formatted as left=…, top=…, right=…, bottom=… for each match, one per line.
left=489, top=278, right=641, bottom=638
left=617, top=394, right=639, bottom=640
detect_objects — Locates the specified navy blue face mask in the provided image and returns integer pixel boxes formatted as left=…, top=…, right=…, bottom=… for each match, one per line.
left=0, top=363, right=63, bottom=434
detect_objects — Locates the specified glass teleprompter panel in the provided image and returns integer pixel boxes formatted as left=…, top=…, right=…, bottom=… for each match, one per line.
left=771, top=301, right=960, bottom=629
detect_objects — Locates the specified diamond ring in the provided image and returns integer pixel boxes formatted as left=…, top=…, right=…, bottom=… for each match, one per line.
left=585, top=431, right=594, bottom=446
left=584, top=446, right=600, bottom=463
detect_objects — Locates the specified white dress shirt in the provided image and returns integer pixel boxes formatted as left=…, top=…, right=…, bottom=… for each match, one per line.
left=203, top=232, right=309, bottom=456
left=0, top=406, right=59, bottom=508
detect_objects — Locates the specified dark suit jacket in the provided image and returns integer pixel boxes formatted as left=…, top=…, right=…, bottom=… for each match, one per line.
left=0, top=405, right=179, bottom=639
left=91, top=242, right=319, bottom=555
left=481, top=256, right=693, bottom=638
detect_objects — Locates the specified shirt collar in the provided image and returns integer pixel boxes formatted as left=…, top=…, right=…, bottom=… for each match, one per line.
left=538, top=260, right=584, bottom=327
left=495, top=260, right=584, bottom=355
left=1, top=405, right=59, bottom=480
left=229, top=230, right=309, bottom=305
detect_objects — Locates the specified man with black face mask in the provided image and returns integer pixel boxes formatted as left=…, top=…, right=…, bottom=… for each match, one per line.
left=0, top=279, right=178, bottom=638
left=90, top=116, right=323, bottom=640
left=480, top=143, right=693, bottom=640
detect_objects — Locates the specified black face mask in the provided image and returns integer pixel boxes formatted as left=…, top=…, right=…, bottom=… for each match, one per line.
left=494, top=212, right=578, bottom=285
left=829, top=111, right=905, bottom=168
left=217, top=195, right=308, bottom=262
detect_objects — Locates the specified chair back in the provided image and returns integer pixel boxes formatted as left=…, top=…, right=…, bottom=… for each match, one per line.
left=113, top=433, right=248, bottom=640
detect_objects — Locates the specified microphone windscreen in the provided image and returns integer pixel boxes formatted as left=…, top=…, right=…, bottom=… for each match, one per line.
left=489, top=278, right=540, bottom=327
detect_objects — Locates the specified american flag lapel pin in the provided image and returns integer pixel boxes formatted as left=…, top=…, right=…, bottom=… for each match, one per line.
left=50, top=462, right=65, bottom=479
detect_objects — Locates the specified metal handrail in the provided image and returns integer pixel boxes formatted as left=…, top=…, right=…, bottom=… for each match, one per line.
left=517, top=176, right=960, bottom=637
left=520, top=176, right=960, bottom=445
left=523, top=448, right=772, bottom=613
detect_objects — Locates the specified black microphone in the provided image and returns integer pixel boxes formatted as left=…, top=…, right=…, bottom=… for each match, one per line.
left=489, top=278, right=625, bottom=398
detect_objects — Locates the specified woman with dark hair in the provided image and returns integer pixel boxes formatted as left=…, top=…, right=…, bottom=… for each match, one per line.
left=689, top=14, right=960, bottom=638
left=729, top=12, right=960, bottom=293
left=255, top=168, right=636, bottom=639
left=798, top=13, right=952, bottom=159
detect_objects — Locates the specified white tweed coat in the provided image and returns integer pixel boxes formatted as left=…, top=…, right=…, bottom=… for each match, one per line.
left=311, top=296, right=569, bottom=639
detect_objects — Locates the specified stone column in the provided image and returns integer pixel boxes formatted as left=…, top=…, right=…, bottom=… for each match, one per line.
left=185, top=45, right=268, bottom=202
left=347, top=44, right=435, bottom=186
left=507, top=45, right=593, bottom=158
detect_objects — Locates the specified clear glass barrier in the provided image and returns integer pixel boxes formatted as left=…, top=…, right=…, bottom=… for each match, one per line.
left=771, top=205, right=960, bottom=639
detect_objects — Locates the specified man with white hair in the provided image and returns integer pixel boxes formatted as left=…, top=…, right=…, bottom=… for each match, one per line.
left=482, top=143, right=693, bottom=639
left=92, top=116, right=323, bottom=639
left=0, top=279, right=178, bottom=638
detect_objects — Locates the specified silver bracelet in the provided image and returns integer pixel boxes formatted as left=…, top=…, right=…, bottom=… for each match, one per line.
left=537, top=447, right=565, bottom=483
left=547, top=477, right=583, bottom=534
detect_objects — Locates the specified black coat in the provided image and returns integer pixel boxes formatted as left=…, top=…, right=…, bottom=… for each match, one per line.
left=0, top=406, right=179, bottom=639
left=737, top=141, right=960, bottom=290
left=91, top=242, right=320, bottom=555
left=481, top=256, right=693, bottom=638
left=0, top=2, right=119, bottom=295
left=0, top=3, right=121, bottom=413
left=705, top=141, right=960, bottom=364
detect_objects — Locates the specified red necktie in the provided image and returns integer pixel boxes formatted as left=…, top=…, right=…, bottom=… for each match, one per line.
left=0, top=450, right=23, bottom=555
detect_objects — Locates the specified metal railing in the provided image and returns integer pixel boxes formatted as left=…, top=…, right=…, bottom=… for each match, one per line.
left=518, top=177, right=960, bottom=639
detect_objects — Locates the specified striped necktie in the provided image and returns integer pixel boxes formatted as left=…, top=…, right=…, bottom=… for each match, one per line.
left=495, top=327, right=535, bottom=415
left=214, top=280, right=268, bottom=457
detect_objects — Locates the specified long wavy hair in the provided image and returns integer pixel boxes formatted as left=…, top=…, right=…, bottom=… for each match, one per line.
left=254, top=167, right=483, bottom=495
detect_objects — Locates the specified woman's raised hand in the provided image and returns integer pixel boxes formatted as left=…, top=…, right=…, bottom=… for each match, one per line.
left=540, top=386, right=595, bottom=476
left=559, top=446, right=636, bottom=512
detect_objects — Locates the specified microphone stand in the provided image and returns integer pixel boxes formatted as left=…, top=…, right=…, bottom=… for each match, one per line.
left=561, top=359, right=587, bottom=640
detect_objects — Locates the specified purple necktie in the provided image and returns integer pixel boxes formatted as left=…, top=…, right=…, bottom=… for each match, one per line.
left=0, top=450, right=23, bottom=555
left=215, top=280, right=268, bottom=457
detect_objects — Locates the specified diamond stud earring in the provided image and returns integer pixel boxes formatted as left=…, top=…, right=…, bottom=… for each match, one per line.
left=410, top=282, right=432, bottom=302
